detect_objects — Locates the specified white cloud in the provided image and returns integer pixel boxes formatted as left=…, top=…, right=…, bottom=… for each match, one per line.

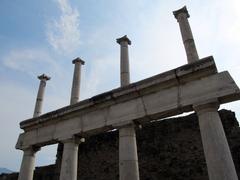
left=46, top=0, right=81, bottom=55
left=2, top=48, right=60, bottom=77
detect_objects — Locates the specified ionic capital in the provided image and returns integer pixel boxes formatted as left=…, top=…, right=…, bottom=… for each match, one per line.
left=173, top=6, right=190, bottom=20
left=72, top=57, right=85, bottom=65
left=38, top=74, right=51, bottom=81
left=116, top=35, right=131, bottom=45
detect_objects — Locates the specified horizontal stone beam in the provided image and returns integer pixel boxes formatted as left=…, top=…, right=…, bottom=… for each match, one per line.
left=20, top=56, right=217, bottom=129
left=16, top=57, right=240, bottom=149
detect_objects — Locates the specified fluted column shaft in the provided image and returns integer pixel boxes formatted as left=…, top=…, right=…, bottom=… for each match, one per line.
left=194, top=101, right=238, bottom=180
left=33, top=74, right=50, bottom=117
left=173, top=6, right=199, bottom=63
left=117, top=35, right=139, bottom=180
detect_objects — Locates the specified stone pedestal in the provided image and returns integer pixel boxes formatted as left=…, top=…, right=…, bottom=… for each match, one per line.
left=119, top=124, right=139, bottom=180
left=18, top=147, right=40, bottom=180
left=33, top=74, right=50, bottom=117
left=173, top=6, right=199, bottom=63
left=59, top=138, right=84, bottom=180
left=194, top=101, right=238, bottom=180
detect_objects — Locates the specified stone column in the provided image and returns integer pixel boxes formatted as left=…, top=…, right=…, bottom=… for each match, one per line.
left=59, top=138, right=84, bottom=180
left=117, top=35, right=140, bottom=180
left=70, top=57, right=85, bottom=105
left=56, top=58, right=85, bottom=173
left=117, top=35, right=131, bottom=86
left=33, top=74, right=50, bottom=118
left=193, top=100, right=238, bottom=180
left=119, top=124, right=139, bottom=180
left=173, top=6, right=199, bottom=63
left=18, top=146, right=40, bottom=180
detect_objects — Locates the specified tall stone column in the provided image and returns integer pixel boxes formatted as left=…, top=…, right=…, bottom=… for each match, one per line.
left=117, top=35, right=140, bottom=180
left=70, top=58, right=85, bottom=105
left=193, top=100, right=238, bottom=180
left=59, top=138, right=84, bottom=180
left=18, top=146, right=40, bottom=180
left=56, top=58, right=85, bottom=176
left=117, top=35, right=131, bottom=86
left=33, top=74, right=50, bottom=118
left=173, top=6, right=199, bottom=63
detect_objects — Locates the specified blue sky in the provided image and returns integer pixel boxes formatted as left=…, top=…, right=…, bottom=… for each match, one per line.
left=0, top=0, right=240, bottom=171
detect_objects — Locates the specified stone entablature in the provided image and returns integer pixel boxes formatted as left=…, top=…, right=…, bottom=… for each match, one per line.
left=16, top=56, right=240, bottom=151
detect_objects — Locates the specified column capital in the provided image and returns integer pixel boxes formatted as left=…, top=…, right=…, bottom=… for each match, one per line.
left=193, top=99, right=220, bottom=114
left=38, top=74, right=51, bottom=81
left=72, top=57, right=85, bottom=65
left=116, top=35, right=131, bottom=45
left=22, top=146, right=41, bottom=154
left=173, top=6, right=190, bottom=19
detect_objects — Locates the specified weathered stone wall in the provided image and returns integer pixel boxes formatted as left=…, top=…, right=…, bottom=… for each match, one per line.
left=1, top=109, right=240, bottom=180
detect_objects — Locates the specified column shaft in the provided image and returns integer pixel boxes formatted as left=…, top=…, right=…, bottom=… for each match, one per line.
left=120, top=41, right=130, bottom=86
left=70, top=64, right=80, bottom=104
left=119, top=125, right=139, bottom=180
left=194, top=102, right=238, bottom=180
left=33, top=80, right=46, bottom=117
left=59, top=140, right=79, bottom=180
left=70, top=58, right=84, bottom=104
left=70, top=58, right=84, bottom=105
left=18, top=148, right=37, bottom=180
left=173, top=6, right=199, bottom=63
left=33, top=74, right=50, bottom=117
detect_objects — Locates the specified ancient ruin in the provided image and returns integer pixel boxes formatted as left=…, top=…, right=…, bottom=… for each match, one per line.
left=2, top=6, right=240, bottom=180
